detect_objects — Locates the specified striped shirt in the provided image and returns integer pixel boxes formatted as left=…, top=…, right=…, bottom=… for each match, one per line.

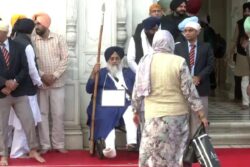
left=32, top=32, right=68, bottom=88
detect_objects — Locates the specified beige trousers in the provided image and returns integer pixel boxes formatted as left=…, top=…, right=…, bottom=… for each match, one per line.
left=38, top=87, right=65, bottom=150
left=0, top=96, right=38, bottom=156
left=189, top=96, right=208, bottom=138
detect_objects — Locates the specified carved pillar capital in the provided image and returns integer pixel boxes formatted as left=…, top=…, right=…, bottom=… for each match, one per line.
left=116, top=0, right=127, bottom=48
left=66, top=0, right=78, bottom=80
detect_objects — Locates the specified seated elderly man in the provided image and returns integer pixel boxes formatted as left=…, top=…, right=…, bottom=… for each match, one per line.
left=86, top=46, right=137, bottom=159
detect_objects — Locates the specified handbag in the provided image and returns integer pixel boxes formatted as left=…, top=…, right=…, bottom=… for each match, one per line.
left=183, top=123, right=204, bottom=163
left=183, top=124, right=221, bottom=167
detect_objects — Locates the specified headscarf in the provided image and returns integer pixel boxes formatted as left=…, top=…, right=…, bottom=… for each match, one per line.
left=32, top=12, right=51, bottom=28
left=10, top=14, right=26, bottom=27
left=170, top=0, right=187, bottom=11
left=178, top=16, right=199, bottom=31
left=152, top=30, right=175, bottom=54
left=134, top=30, right=174, bottom=97
left=244, top=16, right=250, bottom=36
left=104, top=46, right=124, bottom=62
left=14, top=18, right=35, bottom=34
left=184, top=21, right=201, bottom=31
left=0, top=21, right=9, bottom=32
left=142, top=16, right=160, bottom=31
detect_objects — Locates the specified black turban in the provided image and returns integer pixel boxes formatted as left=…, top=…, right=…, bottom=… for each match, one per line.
left=14, top=18, right=35, bottom=34
left=170, top=0, right=187, bottom=11
left=243, top=2, right=250, bottom=11
left=142, top=17, right=160, bottom=31
left=104, top=46, right=124, bottom=62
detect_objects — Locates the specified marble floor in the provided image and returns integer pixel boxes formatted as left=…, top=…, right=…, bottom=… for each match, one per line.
left=208, top=90, right=250, bottom=122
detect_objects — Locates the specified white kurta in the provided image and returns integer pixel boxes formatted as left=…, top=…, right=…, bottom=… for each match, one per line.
left=127, top=30, right=153, bottom=73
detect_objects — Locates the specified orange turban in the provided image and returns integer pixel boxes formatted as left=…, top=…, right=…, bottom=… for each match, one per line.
left=11, top=14, right=26, bottom=27
left=149, top=3, right=162, bottom=14
left=32, top=12, right=51, bottom=28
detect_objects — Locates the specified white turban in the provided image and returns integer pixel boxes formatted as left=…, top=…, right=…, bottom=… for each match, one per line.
left=0, top=21, right=9, bottom=32
left=178, top=16, right=199, bottom=31
left=184, top=21, right=201, bottom=31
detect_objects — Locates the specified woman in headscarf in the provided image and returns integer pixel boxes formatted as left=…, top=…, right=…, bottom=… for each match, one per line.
left=132, top=30, right=208, bottom=167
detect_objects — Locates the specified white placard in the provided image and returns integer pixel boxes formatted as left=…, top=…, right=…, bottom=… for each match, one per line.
left=101, top=90, right=125, bottom=107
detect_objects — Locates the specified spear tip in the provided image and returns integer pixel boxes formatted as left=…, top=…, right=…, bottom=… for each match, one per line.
left=102, top=3, right=105, bottom=12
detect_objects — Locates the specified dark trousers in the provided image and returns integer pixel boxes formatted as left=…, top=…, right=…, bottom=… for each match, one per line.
left=210, top=70, right=217, bottom=90
left=183, top=162, right=192, bottom=167
left=234, top=76, right=242, bottom=100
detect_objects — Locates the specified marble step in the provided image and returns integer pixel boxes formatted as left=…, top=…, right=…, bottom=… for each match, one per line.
left=208, top=121, right=250, bottom=133
left=210, top=133, right=250, bottom=146
left=208, top=121, right=250, bottom=146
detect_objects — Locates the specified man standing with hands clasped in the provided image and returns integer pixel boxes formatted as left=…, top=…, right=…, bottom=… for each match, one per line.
left=175, top=19, right=214, bottom=167
left=32, top=12, right=68, bottom=154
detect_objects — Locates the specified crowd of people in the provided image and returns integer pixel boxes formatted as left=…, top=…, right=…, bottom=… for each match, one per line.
left=87, top=0, right=210, bottom=166
left=87, top=0, right=250, bottom=167
left=1, top=0, right=250, bottom=167
left=0, top=12, right=68, bottom=166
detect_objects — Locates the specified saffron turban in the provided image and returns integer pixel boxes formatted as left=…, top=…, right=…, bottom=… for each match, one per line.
left=14, top=18, right=35, bottom=34
left=142, top=16, right=160, bottom=31
left=244, top=16, right=250, bottom=36
left=149, top=3, right=162, bottom=14
left=0, top=21, right=9, bottom=32
left=11, top=14, right=26, bottom=27
left=104, top=46, right=124, bottom=62
left=170, top=0, right=187, bottom=11
left=32, top=12, right=51, bottom=28
left=178, top=16, right=199, bottom=31
left=184, top=21, right=201, bottom=31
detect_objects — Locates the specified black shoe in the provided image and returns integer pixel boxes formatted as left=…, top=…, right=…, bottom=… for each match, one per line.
left=95, top=138, right=105, bottom=159
left=127, top=143, right=138, bottom=152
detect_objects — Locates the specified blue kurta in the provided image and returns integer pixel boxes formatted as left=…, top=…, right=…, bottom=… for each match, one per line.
left=86, top=67, right=135, bottom=141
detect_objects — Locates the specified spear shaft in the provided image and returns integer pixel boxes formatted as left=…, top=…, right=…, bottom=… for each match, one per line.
left=89, top=3, right=105, bottom=155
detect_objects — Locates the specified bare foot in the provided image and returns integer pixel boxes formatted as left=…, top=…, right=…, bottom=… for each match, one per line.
left=29, top=150, right=45, bottom=163
left=0, top=156, right=8, bottom=166
left=56, top=149, right=68, bottom=153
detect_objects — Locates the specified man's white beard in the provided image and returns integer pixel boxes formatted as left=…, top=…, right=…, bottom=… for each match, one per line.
left=107, top=63, right=122, bottom=77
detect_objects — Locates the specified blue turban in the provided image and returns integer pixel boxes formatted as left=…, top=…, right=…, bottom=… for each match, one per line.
left=170, top=0, right=187, bottom=11
left=178, top=16, right=199, bottom=31
left=104, top=46, right=124, bottom=61
left=142, top=17, right=160, bottom=31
